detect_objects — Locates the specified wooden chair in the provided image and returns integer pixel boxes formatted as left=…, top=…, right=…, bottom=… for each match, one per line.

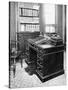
left=9, top=40, right=23, bottom=77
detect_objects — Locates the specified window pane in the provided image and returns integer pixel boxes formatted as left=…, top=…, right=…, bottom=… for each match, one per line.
left=45, top=26, right=50, bottom=33
left=43, top=4, right=55, bottom=24
left=50, top=26, right=55, bottom=33
left=45, top=26, right=55, bottom=33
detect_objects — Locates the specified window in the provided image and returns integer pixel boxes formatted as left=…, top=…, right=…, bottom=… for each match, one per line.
left=43, top=4, right=56, bottom=33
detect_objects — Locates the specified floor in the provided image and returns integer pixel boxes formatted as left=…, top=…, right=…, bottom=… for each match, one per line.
left=10, top=58, right=66, bottom=88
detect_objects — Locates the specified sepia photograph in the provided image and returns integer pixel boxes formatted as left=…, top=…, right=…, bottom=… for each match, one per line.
left=9, top=1, right=66, bottom=88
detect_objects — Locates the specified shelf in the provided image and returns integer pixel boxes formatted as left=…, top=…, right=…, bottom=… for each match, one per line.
left=20, top=23, right=40, bottom=25
left=20, top=15, right=39, bottom=18
left=19, top=7, right=39, bottom=11
left=19, top=7, right=39, bottom=18
left=20, top=15, right=39, bottom=17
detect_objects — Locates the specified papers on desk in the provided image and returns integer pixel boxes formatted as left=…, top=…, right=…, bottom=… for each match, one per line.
left=38, top=44, right=53, bottom=49
left=35, top=38, right=47, bottom=44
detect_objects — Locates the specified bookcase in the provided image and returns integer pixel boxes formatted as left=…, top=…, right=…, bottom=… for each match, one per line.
left=17, top=3, right=40, bottom=53
left=19, top=6, right=40, bottom=32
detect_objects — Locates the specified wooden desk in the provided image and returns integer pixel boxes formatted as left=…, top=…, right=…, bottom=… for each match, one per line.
left=26, top=38, right=65, bottom=82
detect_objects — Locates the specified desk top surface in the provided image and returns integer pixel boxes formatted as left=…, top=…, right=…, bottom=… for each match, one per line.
left=28, top=35, right=64, bottom=50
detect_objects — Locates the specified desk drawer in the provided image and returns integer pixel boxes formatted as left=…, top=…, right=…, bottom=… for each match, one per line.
left=37, top=61, right=44, bottom=66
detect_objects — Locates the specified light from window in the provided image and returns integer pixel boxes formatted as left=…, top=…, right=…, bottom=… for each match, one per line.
left=43, top=4, right=55, bottom=24
left=43, top=4, right=56, bottom=33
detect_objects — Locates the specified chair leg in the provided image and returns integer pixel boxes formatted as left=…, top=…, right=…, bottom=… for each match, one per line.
left=13, top=58, right=16, bottom=78
left=13, top=66, right=16, bottom=78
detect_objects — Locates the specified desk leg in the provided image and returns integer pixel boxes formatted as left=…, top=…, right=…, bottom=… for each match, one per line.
left=13, top=58, right=16, bottom=78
